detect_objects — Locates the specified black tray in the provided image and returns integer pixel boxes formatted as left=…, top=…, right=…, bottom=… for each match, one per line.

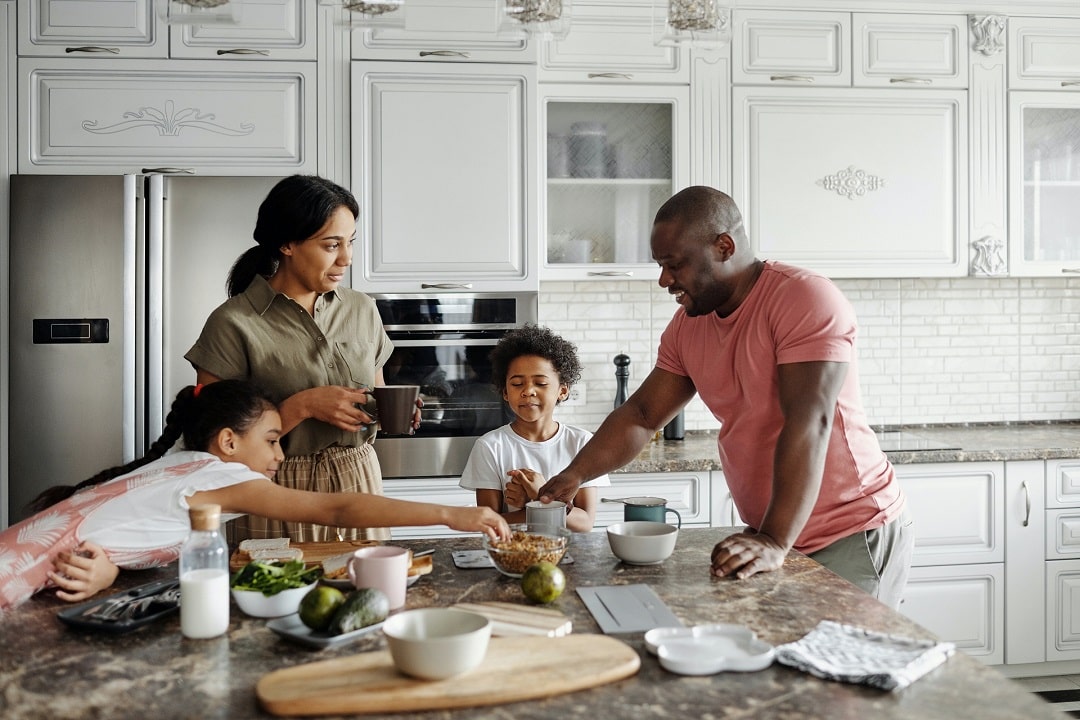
left=57, top=578, right=180, bottom=634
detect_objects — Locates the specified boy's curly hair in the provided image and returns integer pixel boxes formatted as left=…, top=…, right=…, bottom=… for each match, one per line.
left=489, top=324, right=582, bottom=392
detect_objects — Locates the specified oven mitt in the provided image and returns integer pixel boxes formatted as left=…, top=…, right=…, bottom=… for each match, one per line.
left=774, top=620, right=955, bottom=691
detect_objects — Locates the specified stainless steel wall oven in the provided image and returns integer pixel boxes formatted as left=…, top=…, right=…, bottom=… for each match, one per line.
left=371, top=292, right=538, bottom=478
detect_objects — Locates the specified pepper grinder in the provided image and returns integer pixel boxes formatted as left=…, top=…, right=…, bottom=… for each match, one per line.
left=613, top=354, right=630, bottom=409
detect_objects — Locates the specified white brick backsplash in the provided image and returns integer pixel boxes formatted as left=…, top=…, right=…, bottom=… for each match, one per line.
left=539, top=276, right=1080, bottom=431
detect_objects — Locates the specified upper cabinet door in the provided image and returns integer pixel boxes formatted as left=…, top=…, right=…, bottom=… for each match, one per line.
left=732, top=10, right=850, bottom=87
left=18, top=0, right=166, bottom=58
left=1010, top=17, right=1080, bottom=91
left=169, top=0, right=316, bottom=61
left=539, top=1, right=689, bottom=85
left=351, top=61, right=537, bottom=292
left=853, top=13, right=968, bottom=89
left=351, top=0, right=534, bottom=63
left=732, top=86, right=967, bottom=278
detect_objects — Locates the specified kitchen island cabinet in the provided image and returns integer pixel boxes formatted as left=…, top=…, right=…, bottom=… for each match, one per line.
left=0, top=528, right=1059, bottom=720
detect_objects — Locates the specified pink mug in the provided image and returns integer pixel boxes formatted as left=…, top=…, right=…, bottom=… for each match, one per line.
left=347, top=545, right=410, bottom=610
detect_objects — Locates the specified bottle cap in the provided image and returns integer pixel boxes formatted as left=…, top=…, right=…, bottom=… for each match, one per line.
left=189, top=504, right=222, bottom=532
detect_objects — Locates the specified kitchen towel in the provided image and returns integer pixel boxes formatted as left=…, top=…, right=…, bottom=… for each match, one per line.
left=774, top=620, right=955, bottom=691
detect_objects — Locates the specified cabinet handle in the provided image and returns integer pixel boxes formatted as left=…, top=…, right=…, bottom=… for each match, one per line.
left=419, top=50, right=470, bottom=58
left=216, top=48, right=270, bottom=56
left=141, top=167, right=196, bottom=175
left=586, top=271, right=634, bottom=277
left=1062, top=80, right=1080, bottom=87
left=769, top=75, right=814, bottom=82
left=1022, top=480, right=1031, bottom=528
left=889, top=77, right=932, bottom=85
left=587, top=72, right=633, bottom=80
left=1063, top=268, right=1080, bottom=274
left=420, top=282, right=473, bottom=289
left=65, top=46, right=120, bottom=54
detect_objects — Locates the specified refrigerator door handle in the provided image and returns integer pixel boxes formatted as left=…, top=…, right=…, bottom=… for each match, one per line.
left=146, top=174, right=165, bottom=445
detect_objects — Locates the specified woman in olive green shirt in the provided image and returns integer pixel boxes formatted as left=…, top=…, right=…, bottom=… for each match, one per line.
left=186, top=175, right=412, bottom=542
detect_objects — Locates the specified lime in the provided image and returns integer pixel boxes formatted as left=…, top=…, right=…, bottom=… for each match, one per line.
left=521, top=562, right=566, bottom=604
left=299, top=585, right=346, bottom=631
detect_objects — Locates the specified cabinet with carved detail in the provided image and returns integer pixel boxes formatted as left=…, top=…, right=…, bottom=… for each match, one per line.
left=17, top=57, right=316, bottom=174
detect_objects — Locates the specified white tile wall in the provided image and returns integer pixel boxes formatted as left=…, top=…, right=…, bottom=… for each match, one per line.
left=542, top=276, right=1080, bottom=431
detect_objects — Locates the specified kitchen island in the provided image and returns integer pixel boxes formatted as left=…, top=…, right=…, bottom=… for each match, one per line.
left=0, top=528, right=1059, bottom=720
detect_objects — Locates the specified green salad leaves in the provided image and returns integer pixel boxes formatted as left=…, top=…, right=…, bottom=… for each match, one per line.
left=229, top=560, right=322, bottom=596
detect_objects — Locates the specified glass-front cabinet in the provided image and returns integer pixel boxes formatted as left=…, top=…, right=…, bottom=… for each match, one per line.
left=539, top=84, right=690, bottom=279
left=1009, top=93, right=1080, bottom=276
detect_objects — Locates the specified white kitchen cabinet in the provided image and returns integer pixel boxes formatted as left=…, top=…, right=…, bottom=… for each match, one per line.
left=732, top=10, right=849, bottom=87
left=1047, top=559, right=1080, bottom=661
left=904, top=563, right=1003, bottom=665
left=852, top=13, right=967, bottom=89
left=538, top=0, right=689, bottom=85
left=1005, top=461, right=1046, bottom=665
left=1009, top=17, right=1080, bottom=92
left=1044, top=460, right=1080, bottom=662
left=594, top=471, right=710, bottom=529
left=351, top=60, right=537, bottom=292
left=350, top=0, right=534, bottom=63
left=731, top=86, right=967, bottom=277
left=382, top=477, right=478, bottom=539
left=18, top=58, right=316, bottom=174
left=709, top=470, right=745, bottom=529
left=732, top=10, right=968, bottom=89
left=896, top=462, right=1005, bottom=664
left=18, top=0, right=315, bottom=60
left=540, top=83, right=690, bottom=279
left=1007, top=92, right=1080, bottom=276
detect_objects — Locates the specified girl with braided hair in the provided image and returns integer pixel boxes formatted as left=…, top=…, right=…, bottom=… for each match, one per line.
left=0, top=380, right=509, bottom=612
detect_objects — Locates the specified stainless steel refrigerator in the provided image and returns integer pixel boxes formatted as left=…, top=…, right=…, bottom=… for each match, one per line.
left=8, top=174, right=284, bottom=524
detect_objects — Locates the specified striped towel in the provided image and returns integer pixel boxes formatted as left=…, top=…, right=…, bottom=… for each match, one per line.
left=775, top=620, right=955, bottom=692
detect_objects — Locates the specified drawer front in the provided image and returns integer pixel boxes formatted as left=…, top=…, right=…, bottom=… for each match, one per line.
left=539, top=3, right=689, bottom=84
left=1047, top=460, right=1080, bottom=508
left=1010, top=17, right=1080, bottom=91
left=596, top=472, right=709, bottom=528
left=18, top=0, right=165, bottom=58
left=1047, top=508, right=1080, bottom=559
left=382, top=478, right=478, bottom=539
left=19, top=58, right=315, bottom=174
left=896, top=462, right=1004, bottom=566
left=901, top=563, right=1003, bottom=664
left=1047, top=559, right=1080, bottom=661
left=732, top=9, right=850, bottom=87
left=853, top=13, right=967, bottom=88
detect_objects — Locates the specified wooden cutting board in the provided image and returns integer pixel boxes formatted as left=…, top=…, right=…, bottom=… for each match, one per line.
left=230, top=541, right=378, bottom=571
left=257, top=635, right=639, bottom=717
left=450, top=601, right=571, bottom=637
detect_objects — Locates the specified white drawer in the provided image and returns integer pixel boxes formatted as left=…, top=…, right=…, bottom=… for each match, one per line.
left=1047, top=508, right=1080, bottom=559
left=1046, top=460, right=1080, bottom=508
left=852, top=13, right=967, bottom=88
left=732, top=9, right=850, bottom=87
left=382, top=477, right=478, bottom=539
left=1010, top=17, right=1080, bottom=91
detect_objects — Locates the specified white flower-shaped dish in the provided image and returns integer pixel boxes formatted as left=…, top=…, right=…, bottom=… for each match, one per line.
left=649, top=624, right=775, bottom=676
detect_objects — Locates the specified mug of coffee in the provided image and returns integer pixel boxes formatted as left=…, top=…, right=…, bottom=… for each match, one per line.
left=622, top=497, right=682, bottom=528
left=348, top=545, right=411, bottom=610
left=372, top=385, right=420, bottom=436
left=525, top=500, right=567, bottom=529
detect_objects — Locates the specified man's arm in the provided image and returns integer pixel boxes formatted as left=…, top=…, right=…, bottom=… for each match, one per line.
left=538, top=367, right=696, bottom=504
left=711, top=360, right=848, bottom=579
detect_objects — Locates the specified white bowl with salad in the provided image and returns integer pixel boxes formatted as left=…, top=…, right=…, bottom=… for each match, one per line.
left=230, top=560, right=321, bottom=618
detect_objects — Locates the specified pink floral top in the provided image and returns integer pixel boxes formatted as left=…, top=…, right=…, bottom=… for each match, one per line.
left=0, top=452, right=260, bottom=612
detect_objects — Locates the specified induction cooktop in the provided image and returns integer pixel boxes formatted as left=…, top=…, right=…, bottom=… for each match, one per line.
left=875, top=431, right=961, bottom=452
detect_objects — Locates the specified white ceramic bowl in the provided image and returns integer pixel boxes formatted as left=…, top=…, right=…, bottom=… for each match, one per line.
left=231, top=581, right=317, bottom=618
left=383, top=608, right=492, bottom=680
left=606, top=521, right=679, bottom=565
left=654, top=625, right=775, bottom=676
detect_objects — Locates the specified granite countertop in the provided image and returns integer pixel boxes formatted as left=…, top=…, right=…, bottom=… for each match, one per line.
left=618, top=421, right=1080, bottom=473
left=0, top=529, right=1059, bottom=720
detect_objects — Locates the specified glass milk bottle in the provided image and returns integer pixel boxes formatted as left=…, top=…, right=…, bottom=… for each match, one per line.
left=179, top=504, right=230, bottom=639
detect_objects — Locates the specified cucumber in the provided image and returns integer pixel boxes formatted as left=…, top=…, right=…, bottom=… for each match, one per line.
left=327, top=587, right=390, bottom=635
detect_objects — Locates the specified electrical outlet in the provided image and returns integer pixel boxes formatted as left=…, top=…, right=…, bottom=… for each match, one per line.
left=564, top=385, right=586, bottom=406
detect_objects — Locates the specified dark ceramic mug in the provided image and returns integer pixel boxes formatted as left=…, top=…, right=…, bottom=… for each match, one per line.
left=622, top=497, right=682, bottom=528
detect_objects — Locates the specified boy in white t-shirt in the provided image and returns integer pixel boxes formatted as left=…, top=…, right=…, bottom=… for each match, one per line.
left=459, top=324, right=609, bottom=532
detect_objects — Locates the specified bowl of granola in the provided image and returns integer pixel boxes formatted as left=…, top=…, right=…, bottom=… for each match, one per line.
left=482, top=524, right=570, bottom=578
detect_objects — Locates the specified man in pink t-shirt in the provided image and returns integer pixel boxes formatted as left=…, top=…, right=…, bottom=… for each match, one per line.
left=539, top=186, right=913, bottom=608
